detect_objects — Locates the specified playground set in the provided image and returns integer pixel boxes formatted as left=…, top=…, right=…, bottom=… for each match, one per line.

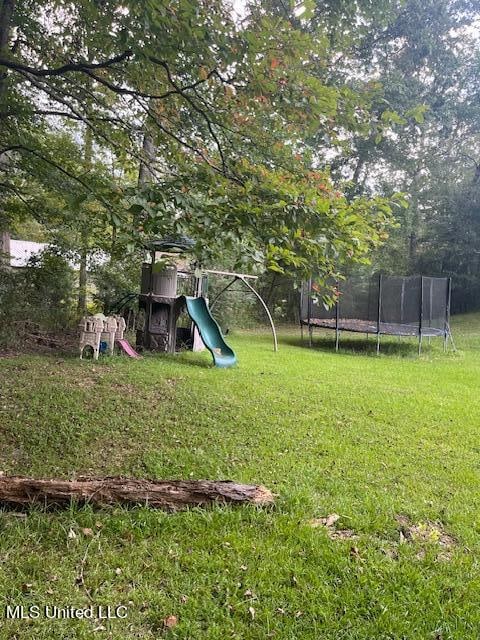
left=79, top=237, right=453, bottom=362
left=79, top=238, right=277, bottom=368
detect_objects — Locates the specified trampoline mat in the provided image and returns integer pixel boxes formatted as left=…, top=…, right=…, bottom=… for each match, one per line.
left=303, top=317, right=445, bottom=337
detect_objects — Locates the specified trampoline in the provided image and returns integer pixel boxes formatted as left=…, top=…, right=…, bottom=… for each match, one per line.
left=300, top=274, right=453, bottom=354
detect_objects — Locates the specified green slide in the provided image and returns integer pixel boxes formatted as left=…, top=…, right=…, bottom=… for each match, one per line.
left=185, top=296, right=237, bottom=368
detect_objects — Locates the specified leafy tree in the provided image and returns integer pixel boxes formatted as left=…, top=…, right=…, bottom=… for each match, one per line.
left=90, top=254, right=140, bottom=314
left=0, top=0, right=401, bottom=296
left=303, top=0, right=480, bottom=311
left=24, top=249, right=76, bottom=328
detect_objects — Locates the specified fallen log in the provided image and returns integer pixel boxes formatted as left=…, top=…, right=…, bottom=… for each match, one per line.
left=0, top=476, right=274, bottom=511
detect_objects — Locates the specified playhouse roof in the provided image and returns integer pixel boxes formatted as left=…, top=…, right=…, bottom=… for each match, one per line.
left=147, top=235, right=195, bottom=253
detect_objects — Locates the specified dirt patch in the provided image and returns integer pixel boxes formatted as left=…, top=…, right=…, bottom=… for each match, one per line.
left=395, top=514, right=456, bottom=560
left=76, top=378, right=97, bottom=389
left=0, top=325, right=78, bottom=358
left=308, top=514, right=359, bottom=541
left=0, top=350, right=21, bottom=359
left=109, top=382, right=138, bottom=394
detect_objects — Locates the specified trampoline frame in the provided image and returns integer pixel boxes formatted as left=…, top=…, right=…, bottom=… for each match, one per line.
left=300, top=274, right=453, bottom=355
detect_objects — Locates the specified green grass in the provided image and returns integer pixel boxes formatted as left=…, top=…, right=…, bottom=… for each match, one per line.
left=1, top=315, right=480, bottom=639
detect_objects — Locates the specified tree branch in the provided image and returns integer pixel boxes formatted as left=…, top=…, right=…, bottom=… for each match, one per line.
left=1, top=145, right=111, bottom=208
left=0, top=50, right=133, bottom=77
left=0, top=181, right=37, bottom=215
left=149, top=58, right=229, bottom=174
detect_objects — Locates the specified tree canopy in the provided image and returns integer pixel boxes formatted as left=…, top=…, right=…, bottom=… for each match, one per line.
left=2, top=0, right=480, bottom=313
left=0, top=0, right=403, bottom=290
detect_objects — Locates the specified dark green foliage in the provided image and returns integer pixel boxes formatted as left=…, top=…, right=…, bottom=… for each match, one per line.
left=0, top=263, right=24, bottom=345
left=90, top=255, right=141, bottom=314
left=315, top=0, right=480, bottom=310
left=0, top=0, right=401, bottom=291
left=0, top=249, right=75, bottom=347
left=23, top=250, right=76, bottom=327
left=23, top=250, right=76, bottom=328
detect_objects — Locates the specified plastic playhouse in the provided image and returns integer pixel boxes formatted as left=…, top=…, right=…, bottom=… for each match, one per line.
left=79, top=314, right=141, bottom=360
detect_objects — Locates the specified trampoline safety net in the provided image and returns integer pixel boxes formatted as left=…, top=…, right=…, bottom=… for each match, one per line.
left=300, top=274, right=452, bottom=351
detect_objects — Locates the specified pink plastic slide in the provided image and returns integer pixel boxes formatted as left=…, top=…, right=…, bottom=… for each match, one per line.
left=116, top=339, right=142, bottom=359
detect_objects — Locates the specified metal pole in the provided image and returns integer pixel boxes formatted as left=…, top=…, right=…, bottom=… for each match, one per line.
left=239, top=277, right=278, bottom=352
left=400, top=278, right=405, bottom=325
left=209, top=275, right=278, bottom=352
left=427, top=278, right=433, bottom=346
left=429, top=278, right=433, bottom=329
left=376, top=273, right=382, bottom=355
left=209, top=277, right=238, bottom=310
left=335, top=282, right=340, bottom=352
left=300, top=282, right=305, bottom=344
left=444, top=277, right=452, bottom=352
left=308, top=278, right=313, bottom=348
left=418, top=276, right=424, bottom=355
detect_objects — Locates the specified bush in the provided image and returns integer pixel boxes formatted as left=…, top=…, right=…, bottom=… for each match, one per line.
left=0, top=249, right=76, bottom=348
left=24, top=250, right=76, bottom=328
left=90, top=255, right=141, bottom=314
left=0, top=264, right=26, bottom=346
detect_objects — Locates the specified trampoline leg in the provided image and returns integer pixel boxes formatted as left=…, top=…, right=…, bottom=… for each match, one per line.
left=308, top=325, right=313, bottom=348
left=335, top=329, right=340, bottom=352
left=301, top=323, right=304, bottom=344
left=418, top=334, right=423, bottom=356
left=443, top=332, right=448, bottom=352
left=376, top=332, right=381, bottom=355
left=449, top=332, right=457, bottom=352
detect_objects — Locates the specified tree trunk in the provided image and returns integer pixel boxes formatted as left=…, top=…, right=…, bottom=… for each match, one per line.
left=352, top=156, right=365, bottom=186
left=0, top=0, right=15, bottom=245
left=76, top=125, right=93, bottom=315
left=0, top=0, right=15, bottom=102
left=0, top=476, right=274, bottom=511
left=0, top=229, right=10, bottom=264
left=138, top=132, right=156, bottom=186
left=77, top=242, right=88, bottom=315
left=409, top=230, right=417, bottom=264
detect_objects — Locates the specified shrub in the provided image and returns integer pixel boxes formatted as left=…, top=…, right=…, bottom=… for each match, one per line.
left=0, top=249, right=76, bottom=348
left=90, top=255, right=141, bottom=314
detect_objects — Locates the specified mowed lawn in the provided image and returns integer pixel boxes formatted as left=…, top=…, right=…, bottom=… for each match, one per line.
left=1, top=315, right=480, bottom=639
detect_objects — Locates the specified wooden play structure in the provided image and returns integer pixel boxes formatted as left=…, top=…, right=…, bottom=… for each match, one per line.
left=79, top=237, right=277, bottom=367
left=134, top=238, right=277, bottom=365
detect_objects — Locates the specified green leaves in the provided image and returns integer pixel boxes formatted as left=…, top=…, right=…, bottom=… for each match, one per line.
left=405, top=104, right=429, bottom=124
left=2, top=0, right=405, bottom=290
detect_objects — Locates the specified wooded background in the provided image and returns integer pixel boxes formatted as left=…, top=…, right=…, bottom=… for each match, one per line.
left=1, top=0, right=480, bottom=345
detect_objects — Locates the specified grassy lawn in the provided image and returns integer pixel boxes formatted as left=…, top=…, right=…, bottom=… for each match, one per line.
left=1, top=315, right=480, bottom=639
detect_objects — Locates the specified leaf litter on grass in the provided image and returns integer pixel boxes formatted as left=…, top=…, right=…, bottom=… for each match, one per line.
left=395, top=514, right=456, bottom=561
left=308, top=513, right=359, bottom=540
left=308, top=513, right=456, bottom=561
